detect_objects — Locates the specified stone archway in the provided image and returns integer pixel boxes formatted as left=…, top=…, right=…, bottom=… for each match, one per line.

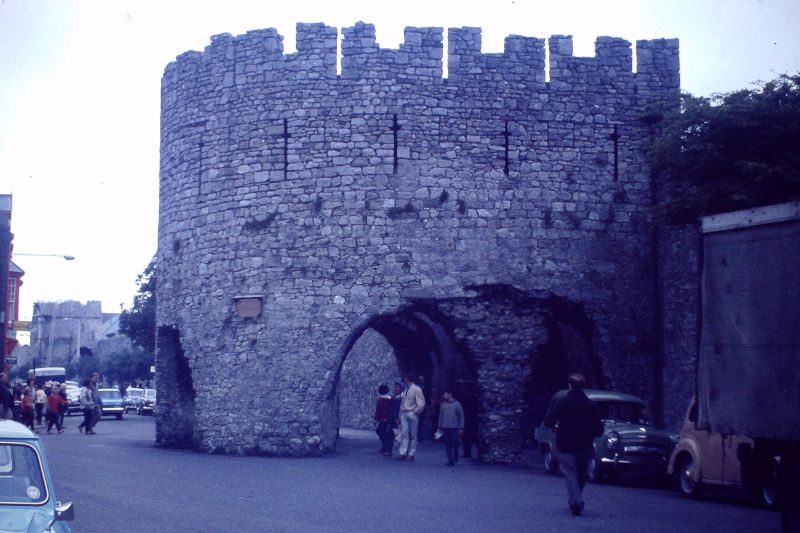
left=324, top=306, right=476, bottom=448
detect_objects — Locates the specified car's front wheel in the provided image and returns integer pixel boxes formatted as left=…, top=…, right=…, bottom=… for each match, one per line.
left=677, top=455, right=702, bottom=498
left=543, top=445, right=559, bottom=475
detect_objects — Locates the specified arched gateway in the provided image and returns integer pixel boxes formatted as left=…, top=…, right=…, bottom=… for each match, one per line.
left=156, top=23, right=679, bottom=462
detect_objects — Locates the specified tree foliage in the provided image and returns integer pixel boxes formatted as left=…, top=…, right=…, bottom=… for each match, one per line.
left=100, top=344, right=152, bottom=385
left=119, top=256, right=157, bottom=354
left=650, top=74, right=800, bottom=223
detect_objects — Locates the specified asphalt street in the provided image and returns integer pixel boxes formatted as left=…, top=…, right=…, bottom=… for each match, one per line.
left=36, top=415, right=780, bottom=533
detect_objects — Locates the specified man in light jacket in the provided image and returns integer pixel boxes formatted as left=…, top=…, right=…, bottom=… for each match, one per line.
left=398, top=372, right=426, bottom=461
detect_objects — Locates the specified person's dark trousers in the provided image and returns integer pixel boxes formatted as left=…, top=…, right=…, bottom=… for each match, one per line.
left=47, top=411, right=62, bottom=432
left=558, top=449, right=592, bottom=513
left=376, top=421, right=393, bottom=454
left=443, top=429, right=460, bottom=465
left=35, top=404, right=44, bottom=425
left=90, top=407, right=101, bottom=432
left=23, top=410, right=34, bottom=430
left=79, top=408, right=93, bottom=433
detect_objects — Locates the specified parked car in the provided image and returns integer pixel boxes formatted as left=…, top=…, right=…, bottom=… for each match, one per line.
left=97, top=388, right=124, bottom=420
left=0, top=420, right=75, bottom=531
left=65, top=387, right=82, bottom=416
left=123, top=388, right=144, bottom=413
left=667, top=398, right=778, bottom=507
left=535, top=389, right=676, bottom=483
left=137, top=389, right=156, bottom=416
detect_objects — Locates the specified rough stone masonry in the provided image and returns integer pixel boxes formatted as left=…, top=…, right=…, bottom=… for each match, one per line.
left=156, top=22, right=679, bottom=462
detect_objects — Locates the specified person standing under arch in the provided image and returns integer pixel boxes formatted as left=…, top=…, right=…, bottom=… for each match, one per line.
left=397, top=372, right=426, bottom=461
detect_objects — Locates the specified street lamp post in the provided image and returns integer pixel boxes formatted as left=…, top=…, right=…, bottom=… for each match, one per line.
left=14, top=253, right=75, bottom=261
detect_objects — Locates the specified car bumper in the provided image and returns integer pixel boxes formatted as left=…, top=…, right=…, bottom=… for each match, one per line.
left=101, top=407, right=124, bottom=415
left=600, top=454, right=669, bottom=472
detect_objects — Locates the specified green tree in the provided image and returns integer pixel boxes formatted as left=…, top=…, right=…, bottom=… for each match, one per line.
left=100, top=344, right=153, bottom=385
left=650, top=74, right=800, bottom=223
left=119, top=256, right=156, bottom=353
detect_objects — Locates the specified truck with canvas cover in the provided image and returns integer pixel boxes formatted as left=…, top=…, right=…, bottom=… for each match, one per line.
left=695, top=202, right=799, bottom=531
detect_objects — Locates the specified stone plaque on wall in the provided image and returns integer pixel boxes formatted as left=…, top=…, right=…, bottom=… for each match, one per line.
left=234, top=296, right=262, bottom=319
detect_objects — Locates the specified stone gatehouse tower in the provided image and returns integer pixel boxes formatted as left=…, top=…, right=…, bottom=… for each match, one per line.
left=157, top=22, right=679, bottom=462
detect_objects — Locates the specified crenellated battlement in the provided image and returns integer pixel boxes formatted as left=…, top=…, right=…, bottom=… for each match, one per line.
left=162, top=22, right=678, bottom=90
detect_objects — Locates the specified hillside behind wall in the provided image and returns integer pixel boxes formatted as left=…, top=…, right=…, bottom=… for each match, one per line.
left=156, top=22, right=679, bottom=457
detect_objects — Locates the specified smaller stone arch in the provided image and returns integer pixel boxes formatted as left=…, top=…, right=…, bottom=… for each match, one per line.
left=321, top=305, right=476, bottom=451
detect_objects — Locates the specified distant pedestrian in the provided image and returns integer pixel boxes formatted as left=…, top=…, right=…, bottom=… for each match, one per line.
left=390, top=382, right=403, bottom=449
left=47, top=385, right=66, bottom=433
left=89, top=372, right=101, bottom=432
left=78, top=379, right=96, bottom=435
left=0, top=373, right=14, bottom=420
left=397, top=372, right=426, bottom=461
left=544, top=373, right=603, bottom=516
left=438, top=388, right=464, bottom=466
left=374, top=384, right=393, bottom=456
left=417, top=375, right=429, bottom=441
left=34, top=385, right=46, bottom=426
left=454, top=379, right=479, bottom=459
left=58, top=383, right=69, bottom=428
left=21, top=386, right=35, bottom=431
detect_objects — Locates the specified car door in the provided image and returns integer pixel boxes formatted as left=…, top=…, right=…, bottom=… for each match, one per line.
left=687, top=401, right=724, bottom=483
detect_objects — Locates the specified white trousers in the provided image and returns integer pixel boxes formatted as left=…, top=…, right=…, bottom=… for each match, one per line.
left=399, top=411, right=419, bottom=457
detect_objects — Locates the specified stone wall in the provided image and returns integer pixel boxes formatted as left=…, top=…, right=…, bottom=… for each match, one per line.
left=658, top=224, right=700, bottom=432
left=156, top=22, right=680, bottom=460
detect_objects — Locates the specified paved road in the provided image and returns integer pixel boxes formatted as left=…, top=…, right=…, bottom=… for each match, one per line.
left=37, top=415, right=779, bottom=533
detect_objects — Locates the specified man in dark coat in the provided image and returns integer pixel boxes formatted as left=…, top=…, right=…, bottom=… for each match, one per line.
left=544, top=373, right=603, bottom=516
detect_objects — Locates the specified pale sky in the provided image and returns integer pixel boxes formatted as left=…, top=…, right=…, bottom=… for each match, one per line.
left=2, top=0, right=799, bottom=333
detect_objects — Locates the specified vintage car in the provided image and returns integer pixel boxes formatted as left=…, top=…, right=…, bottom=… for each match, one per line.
left=123, top=388, right=144, bottom=413
left=0, top=420, right=74, bottom=532
left=65, top=387, right=82, bottom=417
left=137, top=389, right=156, bottom=416
left=96, top=389, right=124, bottom=420
left=535, top=389, right=676, bottom=483
left=667, top=398, right=777, bottom=507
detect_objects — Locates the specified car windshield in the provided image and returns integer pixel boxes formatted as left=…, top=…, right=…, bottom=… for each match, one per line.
left=98, top=390, right=121, bottom=400
left=596, top=400, right=649, bottom=425
left=126, top=390, right=143, bottom=399
left=0, top=443, right=48, bottom=505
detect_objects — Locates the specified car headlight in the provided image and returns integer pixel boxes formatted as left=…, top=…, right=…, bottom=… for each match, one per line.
left=606, top=431, right=621, bottom=453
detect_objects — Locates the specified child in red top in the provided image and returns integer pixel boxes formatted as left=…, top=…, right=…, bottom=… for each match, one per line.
left=47, top=385, right=66, bottom=433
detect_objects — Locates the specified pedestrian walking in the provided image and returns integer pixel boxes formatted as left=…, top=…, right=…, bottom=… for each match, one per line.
left=544, top=373, right=603, bottom=516
left=77, top=379, right=96, bottom=435
left=46, top=385, right=66, bottom=433
left=21, top=386, right=35, bottom=431
left=397, top=372, right=425, bottom=461
left=438, top=388, right=464, bottom=466
left=374, top=384, right=393, bottom=456
left=34, top=385, right=46, bottom=426
left=89, top=372, right=101, bottom=432
left=58, top=383, right=69, bottom=429
left=0, top=373, right=14, bottom=420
